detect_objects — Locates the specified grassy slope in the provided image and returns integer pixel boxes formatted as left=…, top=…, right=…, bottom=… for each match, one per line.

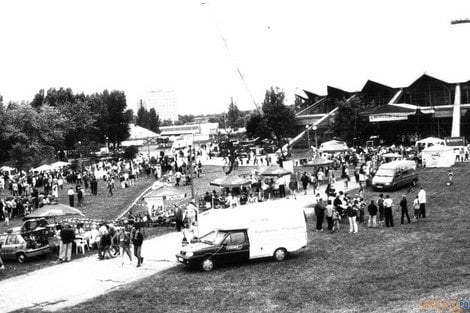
left=14, top=164, right=470, bottom=313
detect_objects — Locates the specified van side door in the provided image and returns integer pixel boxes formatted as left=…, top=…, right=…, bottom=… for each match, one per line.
left=219, top=231, right=250, bottom=264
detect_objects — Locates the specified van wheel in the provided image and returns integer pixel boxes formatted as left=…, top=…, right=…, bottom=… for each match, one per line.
left=393, top=184, right=398, bottom=191
left=17, top=253, right=26, bottom=263
left=201, top=258, right=214, bottom=272
left=273, top=248, right=287, bottom=262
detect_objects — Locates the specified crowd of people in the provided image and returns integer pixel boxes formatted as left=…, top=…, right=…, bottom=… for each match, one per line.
left=313, top=184, right=428, bottom=234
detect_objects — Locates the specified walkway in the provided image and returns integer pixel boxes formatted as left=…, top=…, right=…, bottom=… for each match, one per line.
left=0, top=232, right=182, bottom=312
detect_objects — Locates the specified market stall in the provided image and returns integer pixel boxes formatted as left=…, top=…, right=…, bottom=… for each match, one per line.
left=422, top=145, right=455, bottom=168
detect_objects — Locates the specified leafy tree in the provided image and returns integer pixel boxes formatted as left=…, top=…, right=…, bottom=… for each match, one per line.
left=136, top=104, right=160, bottom=133
left=102, top=90, right=130, bottom=148
left=58, top=100, right=97, bottom=150
left=30, top=89, right=45, bottom=109
left=44, top=87, right=75, bottom=107
left=124, top=145, right=139, bottom=160
left=226, top=98, right=244, bottom=129
left=332, top=97, right=371, bottom=145
left=178, top=114, right=194, bottom=124
left=148, top=108, right=160, bottom=133
left=161, top=119, right=173, bottom=127
left=3, top=103, right=66, bottom=169
left=261, top=87, right=296, bottom=156
left=246, top=113, right=269, bottom=139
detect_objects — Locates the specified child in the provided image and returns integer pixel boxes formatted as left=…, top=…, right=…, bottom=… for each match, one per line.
left=447, top=170, right=453, bottom=186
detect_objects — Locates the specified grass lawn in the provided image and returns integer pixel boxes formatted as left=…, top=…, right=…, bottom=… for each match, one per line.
left=14, top=163, right=470, bottom=313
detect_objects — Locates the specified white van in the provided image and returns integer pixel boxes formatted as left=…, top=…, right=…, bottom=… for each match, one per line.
left=372, top=160, right=418, bottom=191
left=176, top=199, right=308, bottom=271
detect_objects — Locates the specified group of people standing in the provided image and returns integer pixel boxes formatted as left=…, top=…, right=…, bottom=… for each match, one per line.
left=314, top=186, right=427, bottom=233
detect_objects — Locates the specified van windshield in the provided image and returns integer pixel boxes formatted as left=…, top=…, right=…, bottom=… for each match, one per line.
left=200, top=230, right=227, bottom=245
left=375, top=168, right=395, bottom=177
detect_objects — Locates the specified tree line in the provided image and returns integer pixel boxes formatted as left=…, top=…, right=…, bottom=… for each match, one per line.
left=0, top=88, right=132, bottom=170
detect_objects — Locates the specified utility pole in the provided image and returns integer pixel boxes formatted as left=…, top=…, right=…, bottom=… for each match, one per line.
left=188, top=134, right=195, bottom=200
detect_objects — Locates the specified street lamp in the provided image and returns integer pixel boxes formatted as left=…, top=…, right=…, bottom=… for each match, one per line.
left=312, top=125, right=318, bottom=149
left=305, top=125, right=311, bottom=149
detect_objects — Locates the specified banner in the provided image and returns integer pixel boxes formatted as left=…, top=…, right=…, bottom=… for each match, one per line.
left=369, top=114, right=410, bottom=122
left=444, top=136, right=465, bottom=147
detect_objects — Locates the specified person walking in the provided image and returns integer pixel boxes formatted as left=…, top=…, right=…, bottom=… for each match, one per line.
left=383, top=195, right=394, bottom=227
left=118, top=225, right=132, bottom=266
left=107, top=179, right=114, bottom=197
left=301, top=172, right=309, bottom=195
left=67, top=187, right=75, bottom=207
left=367, top=200, right=378, bottom=228
left=58, top=224, right=75, bottom=262
left=174, top=205, right=185, bottom=232
left=400, top=195, right=411, bottom=224
left=418, top=187, right=427, bottom=218
left=132, top=224, right=144, bottom=267
left=314, top=198, right=325, bottom=231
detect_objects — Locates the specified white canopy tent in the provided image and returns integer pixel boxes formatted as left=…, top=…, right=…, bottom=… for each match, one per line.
left=319, top=140, right=349, bottom=153
left=416, top=137, right=445, bottom=149
left=422, top=145, right=455, bottom=168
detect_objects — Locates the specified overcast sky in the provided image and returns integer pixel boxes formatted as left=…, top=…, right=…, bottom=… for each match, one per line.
left=1, top=0, right=470, bottom=114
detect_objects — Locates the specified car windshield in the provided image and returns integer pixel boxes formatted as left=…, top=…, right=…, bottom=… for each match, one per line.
left=375, top=169, right=395, bottom=177
left=200, top=230, right=227, bottom=245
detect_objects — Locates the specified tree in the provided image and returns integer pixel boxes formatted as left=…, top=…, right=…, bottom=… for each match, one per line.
left=226, top=98, right=244, bottom=129
left=161, top=119, right=173, bottom=127
left=30, top=89, right=45, bottom=109
left=2, top=103, right=66, bottom=169
left=332, top=97, right=370, bottom=145
left=178, top=114, right=194, bottom=124
left=148, top=108, right=160, bottom=133
left=124, top=145, right=139, bottom=160
left=261, top=87, right=297, bottom=156
left=136, top=104, right=160, bottom=133
left=101, top=90, right=131, bottom=148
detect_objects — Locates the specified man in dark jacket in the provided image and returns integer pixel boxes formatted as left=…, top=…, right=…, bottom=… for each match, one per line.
left=59, top=224, right=75, bottom=262
left=132, top=224, right=144, bottom=267
left=314, top=198, right=325, bottom=231
left=367, top=200, right=378, bottom=228
left=400, top=195, right=411, bottom=224
left=175, top=205, right=184, bottom=232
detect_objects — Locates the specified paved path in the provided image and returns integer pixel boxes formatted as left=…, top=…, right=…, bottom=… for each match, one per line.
left=0, top=178, right=359, bottom=313
left=0, top=232, right=182, bottom=312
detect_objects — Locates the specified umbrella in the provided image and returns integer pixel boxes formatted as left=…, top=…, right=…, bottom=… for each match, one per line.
left=302, top=156, right=333, bottom=167
left=32, top=164, right=53, bottom=172
left=49, top=161, right=70, bottom=169
left=259, top=165, right=292, bottom=177
left=210, top=175, right=251, bottom=188
left=24, top=203, right=85, bottom=220
left=319, top=140, right=349, bottom=153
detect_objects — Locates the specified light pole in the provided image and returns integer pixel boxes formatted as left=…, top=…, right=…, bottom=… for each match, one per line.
left=312, top=125, right=318, bottom=149
left=105, top=136, right=109, bottom=153
left=305, top=125, right=311, bottom=149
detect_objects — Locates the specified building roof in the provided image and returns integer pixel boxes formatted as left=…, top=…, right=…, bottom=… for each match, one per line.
left=127, top=124, right=160, bottom=139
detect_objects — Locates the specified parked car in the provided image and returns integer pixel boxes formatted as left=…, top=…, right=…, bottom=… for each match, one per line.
left=0, top=224, right=56, bottom=263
